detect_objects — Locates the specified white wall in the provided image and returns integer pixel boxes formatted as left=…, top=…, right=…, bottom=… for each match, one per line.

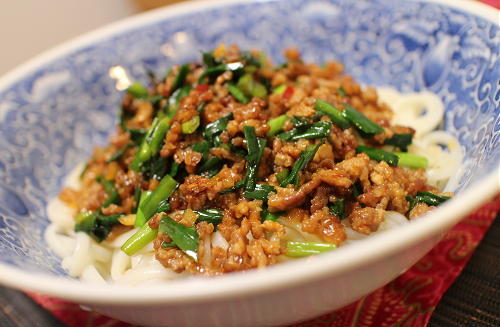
left=0, top=0, right=141, bottom=75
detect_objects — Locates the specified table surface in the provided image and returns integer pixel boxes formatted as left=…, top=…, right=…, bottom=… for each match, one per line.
left=0, top=216, right=498, bottom=327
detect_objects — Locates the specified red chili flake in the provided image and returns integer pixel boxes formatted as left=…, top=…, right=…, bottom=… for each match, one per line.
left=196, top=83, right=209, bottom=92
left=283, top=86, right=294, bottom=100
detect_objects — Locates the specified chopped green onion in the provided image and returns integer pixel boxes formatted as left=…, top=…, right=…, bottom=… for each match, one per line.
left=243, top=126, right=267, bottom=191
left=159, top=216, right=199, bottom=261
left=244, top=183, right=276, bottom=201
left=75, top=212, right=123, bottom=243
left=195, top=208, right=223, bottom=226
left=191, top=141, right=211, bottom=161
left=171, top=64, right=190, bottom=93
left=286, top=241, right=336, bottom=258
left=227, top=83, right=249, bottom=103
left=198, top=62, right=244, bottom=84
left=218, top=180, right=245, bottom=195
left=181, top=115, right=200, bottom=134
left=338, top=86, right=347, bottom=96
left=130, top=116, right=171, bottom=171
left=342, top=104, right=384, bottom=135
left=134, top=190, right=152, bottom=227
left=328, top=198, right=346, bottom=219
left=203, top=113, right=232, bottom=145
left=395, top=152, right=428, bottom=169
left=121, top=223, right=158, bottom=256
left=277, top=121, right=332, bottom=141
left=236, top=74, right=267, bottom=99
left=384, top=133, right=413, bottom=152
left=407, top=191, right=451, bottom=212
left=272, top=84, right=287, bottom=95
left=314, top=100, right=351, bottom=129
left=280, top=142, right=322, bottom=187
left=356, top=145, right=399, bottom=166
left=138, top=175, right=179, bottom=224
left=126, top=82, right=148, bottom=99
left=267, top=115, right=289, bottom=136
left=275, top=169, right=289, bottom=185
left=202, top=52, right=220, bottom=67
left=106, top=144, right=132, bottom=163
left=197, top=157, right=224, bottom=177
left=261, top=210, right=283, bottom=222
left=96, top=176, right=120, bottom=208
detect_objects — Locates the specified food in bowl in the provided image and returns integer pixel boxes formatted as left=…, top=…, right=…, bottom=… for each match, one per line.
left=46, top=45, right=461, bottom=284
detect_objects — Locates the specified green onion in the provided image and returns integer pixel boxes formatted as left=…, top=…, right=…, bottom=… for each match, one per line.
left=227, top=83, right=249, bottom=103
left=286, top=241, right=336, bottom=258
left=134, top=190, right=152, bottom=227
left=218, top=180, right=245, bottom=194
left=395, top=152, right=428, bottom=169
left=356, top=145, right=399, bottom=166
left=342, top=104, right=384, bottom=135
left=407, top=191, right=451, bottom=212
left=195, top=208, right=223, bottom=226
left=171, top=64, right=190, bottom=93
left=267, top=115, right=289, bottom=136
left=126, top=82, right=148, bottom=99
left=275, top=169, right=290, bottom=185
left=202, top=52, right=220, bottom=67
left=244, top=183, right=276, bottom=201
left=203, top=113, right=232, bottom=145
left=138, top=175, right=179, bottom=223
left=338, top=86, right=347, bottom=96
left=96, top=176, right=120, bottom=208
left=197, top=157, right=224, bottom=177
left=121, top=223, right=158, bottom=256
left=261, top=210, right=283, bottom=222
left=181, top=115, right=200, bottom=134
left=384, top=133, right=413, bottom=152
left=280, top=142, right=322, bottom=187
left=328, top=198, right=346, bottom=219
left=130, top=116, right=171, bottom=171
left=236, top=74, right=267, bottom=99
left=272, top=84, right=287, bottom=95
left=191, top=141, right=210, bottom=161
left=106, top=144, right=132, bottom=163
left=243, top=126, right=267, bottom=191
left=75, top=212, right=123, bottom=243
left=159, top=216, right=199, bottom=261
left=277, top=121, right=332, bottom=141
left=198, top=62, right=244, bottom=84
left=314, top=100, right=351, bottom=129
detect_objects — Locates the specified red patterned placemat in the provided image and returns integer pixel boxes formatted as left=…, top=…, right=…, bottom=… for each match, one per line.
left=27, top=196, right=499, bottom=327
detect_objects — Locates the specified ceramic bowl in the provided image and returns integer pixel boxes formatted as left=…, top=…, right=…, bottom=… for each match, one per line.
left=0, top=0, right=498, bottom=326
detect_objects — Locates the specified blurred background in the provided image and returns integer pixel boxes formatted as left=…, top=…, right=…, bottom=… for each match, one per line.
left=0, top=0, right=187, bottom=76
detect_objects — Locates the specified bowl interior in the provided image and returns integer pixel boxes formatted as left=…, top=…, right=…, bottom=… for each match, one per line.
left=0, top=0, right=498, bottom=278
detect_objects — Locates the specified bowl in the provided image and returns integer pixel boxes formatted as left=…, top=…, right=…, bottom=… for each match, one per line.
left=0, top=0, right=498, bottom=326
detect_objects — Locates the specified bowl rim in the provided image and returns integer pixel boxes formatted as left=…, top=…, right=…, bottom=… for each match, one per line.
left=0, top=0, right=498, bottom=305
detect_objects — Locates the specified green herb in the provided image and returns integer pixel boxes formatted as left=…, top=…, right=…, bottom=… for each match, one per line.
left=227, top=83, right=249, bottom=103
left=407, top=191, right=451, bottom=212
left=181, top=115, right=200, bottom=134
left=244, top=183, right=276, bottom=201
left=342, top=104, right=384, bottom=136
left=277, top=121, right=332, bottom=141
left=275, top=169, right=289, bottom=185
left=280, top=142, right=322, bottom=187
left=394, top=152, right=428, bottom=169
left=197, top=157, right=224, bottom=177
left=260, top=210, right=283, bottom=222
left=338, top=86, right=347, bottom=96
left=126, top=82, right=148, bottom=99
left=121, top=223, right=158, bottom=256
left=243, top=126, right=267, bottom=191
left=137, top=175, right=179, bottom=224
left=198, top=62, right=244, bottom=84
left=75, top=211, right=123, bottom=242
left=191, top=141, right=211, bottom=161
left=195, top=208, right=223, bottom=226
left=171, top=64, right=190, bottom=93
left=236, top=73, right=267, bottom=99
left=328, top=198, right=346, bottom=219
left=356, top=145, right=399, bottom=166
left=130, top=116, right=171, bottom=171
left=267, top=115, right=289, bottom=136
left=272, top=84, right=287, bottom=95
left=96, top=176, right=120, bottom=208
left=159, top=216, right=199, bottom=261
left=314, top=100, right=351, bottom=129
left=384, top=133, right=413, bottom=152
left=286, top=241, right=336, bottom=258
left=203, top=113, right=233, bottom=145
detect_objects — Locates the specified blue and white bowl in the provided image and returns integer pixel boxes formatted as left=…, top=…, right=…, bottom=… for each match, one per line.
left=0, top=0, right=498, bottom=326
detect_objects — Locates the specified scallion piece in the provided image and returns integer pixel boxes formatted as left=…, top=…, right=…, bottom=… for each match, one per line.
left=244, top=183, right=276, bottom=201
left=126, top=81, right=148, bottom=99
left=384, top=133, right=413, bottom=152
left=181, top=115, right=200, bottom=134
left=130, top=116, right=171, bottom=171
left=171, top=64, right=190, bottom=93
left=159, top=216, right=199, bottom=261
left=227, top=83, right=249, bottom=103
left=121, top=223, right=158, bottom=256
left=407, top=191, right=451, bottom=212
left=277, top=121, right=332, bottom=141
left=96, top=176, right=120, bottom=208
left=267, top=115, right=289, bottom=136
left=342, top=104, right=384, bottom=135
left=134, top=190, right=152, bottom=227
left=243, top=126, right=267, bottom=191
left=356, top=145, right=399, bottom=166
left=275, top=168, right=289, bottom=185
left=286, top=241, right=336, bottom=258
left=261, top=210, right=283, bottom=222
left=314, top=100, right=351, bottom=129
left=395, top=152, right=428, bottom=169
left=272, top=84, right=287, bottom=95
left=328, top=198, right=346, bottom=219
left=280, top=142, right=322, bottom=187
left=203, top=113, right=232, bottom=145
left=138, top=175, right=179, bottom=223
left=195, top=208, right=223, bottom=226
